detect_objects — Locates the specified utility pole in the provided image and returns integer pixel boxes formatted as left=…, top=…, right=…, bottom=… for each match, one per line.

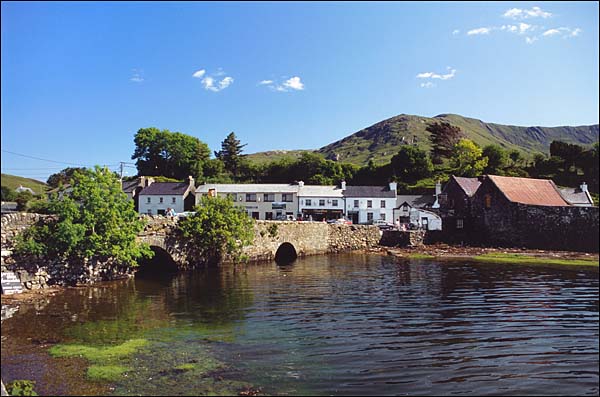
left=119, top=162, right=125, bottom=182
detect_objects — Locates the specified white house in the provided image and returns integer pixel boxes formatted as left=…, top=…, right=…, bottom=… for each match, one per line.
left=297, top=182, right=344, bottom=221
left=15, top=185, right=35, bottom=195
left=196, top=183, right=299, bottom=220
left=343, top=182, right=397, bottom=224
left=138, top=176, right=196, bottom=215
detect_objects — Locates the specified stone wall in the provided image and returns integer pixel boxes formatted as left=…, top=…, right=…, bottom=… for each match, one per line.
left=379, top=230, right=426, bottom=247
left=471, top=194, right=599, bottom=252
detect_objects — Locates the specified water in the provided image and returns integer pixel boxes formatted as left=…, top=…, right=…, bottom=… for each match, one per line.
left=1, top=254, right=598, bottom=395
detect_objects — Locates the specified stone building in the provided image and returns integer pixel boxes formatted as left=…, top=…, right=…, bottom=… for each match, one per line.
left=437, top=176, right=481, bottom=240
left=558, top=182, right=595, bottom=207
left=470, top=175, right=598, bottom=252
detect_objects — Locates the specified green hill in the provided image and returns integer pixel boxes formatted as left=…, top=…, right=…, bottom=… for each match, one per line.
left=245, top=149, right=314, bottom=164
left=317, top=113, right=599, bottom=166
left=1, top=173, right=48, bottom=195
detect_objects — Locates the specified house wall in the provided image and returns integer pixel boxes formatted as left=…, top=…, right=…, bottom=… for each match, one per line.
left=298, top=196, right=344, bottom=219
left=471, top=179, right=599, bottom=252
left=139, top=193, right=188, bottom=215
left=197, top=191, right=299, bottom=220
left=345, top=197, right=395, bottom=224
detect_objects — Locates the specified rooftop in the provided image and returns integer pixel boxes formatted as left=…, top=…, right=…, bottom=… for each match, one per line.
left=343, top=185, right=396, bottom=198
left=196, top=183, right=299, bottom=194
left=487, top=175, right=570, bottom=206
left=139, top=182, right=191, bottom=196
left=299, top=185, right=343, bottom=197
left=396, top=195, right=436, bottom=208
left=452, top=176, right=481, bottom=197
left=558, top=187, right=594, bottom=206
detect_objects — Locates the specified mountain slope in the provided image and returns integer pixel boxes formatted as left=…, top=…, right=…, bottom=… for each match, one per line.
left=316, top=113, right=599, bottom=166
left=1, top=173, right=48, bottom=195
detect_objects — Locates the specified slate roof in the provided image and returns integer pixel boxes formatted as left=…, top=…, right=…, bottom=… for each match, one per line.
left=452, top=176, right=481, bottom=197
left=139, top=182, right=191, bottom=196
left=196, top=184, right=299, bottom=194
left=396, top=195, right=436, bottom=208
left=558, top=187, right=594, bottom=206
left=122, top=180, right=140, bottom=193
left=299, top=185, right=343, bottom=197
left=343, top=186, right=396, bottom=198
left=487, top=175, right=570, bottom=206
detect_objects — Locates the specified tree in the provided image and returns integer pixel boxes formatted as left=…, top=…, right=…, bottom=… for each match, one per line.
left=1, top=185, right=16, bottom=201
left=15, top=166, right=153, bottom=267
left=427, top=122, right=464, bottom=164
left=508, top=149, right=524, bottom=167
left=214, top=132, right=248, bottom=179
left=47, top=167, right=87, bottom=188
left=550, top=140, right=584, bottom=171
left=482, top=145, right=509, bottom=175
left=451, top=139, right=488, bottom=177
left=389, top=146, right=433, bottom=183
left=178, top=195, right=254, bottom=264
left=131, top=127, right=211, bottom=181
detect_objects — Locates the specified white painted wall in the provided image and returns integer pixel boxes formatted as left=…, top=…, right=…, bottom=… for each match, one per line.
left=139, top=194, right=186, bottom=215
left=345, top=197, right=395, bottom=224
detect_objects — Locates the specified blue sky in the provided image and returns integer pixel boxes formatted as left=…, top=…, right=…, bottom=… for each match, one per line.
left=1, top=1, right=598, bottom=182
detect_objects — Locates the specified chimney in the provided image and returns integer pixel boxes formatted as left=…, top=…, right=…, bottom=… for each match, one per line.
left=435, top=180, right=442, bottom=196
left=580, top=182, right=588, bottom=192
left=341, top=180, right=347, bottom=190
left=146, top=177, right=155, bottom=187
left=188, top=175, right=195, bottom=189
left=298, top=180, right=304, bottom=187
left=389, top=181, right=397, bottom=193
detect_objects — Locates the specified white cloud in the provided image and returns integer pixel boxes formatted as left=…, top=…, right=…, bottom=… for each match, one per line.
left=194, top=68, right=234, bottom=92
left=130, top=69, right=144, bottom=83
left=570, top=28, right=582, bottom=37
left=452, top=29, right=460, bottom=35
left=543, top=29, right=561, bottom=37
left=501, top=25, right=518, bottom=33
left=467, top=27, right=491, bottom=35
left=282, top=76, right=304, bottom=90
left=259, top=76, right=305, bottom=92
left=420, top=82, right=435, bottom=88
left=416, top=67, right=456, bottom=80
left=518, top=23, right=533, bottom=34
left=525, top=36, right=538, bottom=44
left=503, top=6, right=552, bottom=20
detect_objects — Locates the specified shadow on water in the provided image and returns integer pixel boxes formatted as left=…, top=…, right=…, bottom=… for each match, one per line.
left=275, top=242, right=297, bottom=265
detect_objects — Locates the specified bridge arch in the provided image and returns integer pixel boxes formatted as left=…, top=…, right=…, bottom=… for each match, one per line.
left=136, top=245, right=179, bottom=277
left=275, top=242, right=298, bottom=265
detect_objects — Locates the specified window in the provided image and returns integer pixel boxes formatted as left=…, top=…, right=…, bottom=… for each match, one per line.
left=265, top=212, right=273, bottom=220
left=172, top=197, right=176, bottom=204
left=305, top=199, right=312, bottom=206
left=147, top=197, right=151, bottom=204
left=332, top=199, right=338, bottom=206
left=354, top=200, right=359, bottom=208
left=484, top=194, right=492, bottom=209
left=159, top=197, right=164, bottom=204
left=227, top=193, right=237, bottom=201
left=147, top=209, right=152, bottom=215
left=381, top=200, right=386, bottom=208
left=367, top=200, right=372, bottom=208
left=381, top=213, right=386, bottom=221
left=367, top=212, right=374, bottom=222
left=319, top=199, right=325, bottom=206
left=264, top=193, right=275, bottom=202
left=246, top=193, right=257, bottom=202
left=251, top=212, right=260, bottom=220
left=422, top=217, right=429, bottom=229
left=157, top=209, right=166, bottom=215
left=456, top=219, right=464, bottom=229
left=282, top=193, right=293, bottom=202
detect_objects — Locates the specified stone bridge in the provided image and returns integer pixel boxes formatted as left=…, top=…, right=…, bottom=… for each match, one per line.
left=1, top=213, right=382, bottom=289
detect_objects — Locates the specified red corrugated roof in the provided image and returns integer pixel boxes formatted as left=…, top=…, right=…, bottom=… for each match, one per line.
left=453, top=176, right=481, bottom=197
left=487, top=175, right=570, bottom=206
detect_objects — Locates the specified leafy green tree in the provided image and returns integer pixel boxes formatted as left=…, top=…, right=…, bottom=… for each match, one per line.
left=15, top=191, right=34, bottom=211
left=214, top=132, right=247, bottom=178
left=508, top=149, right=525, bottom=167
left=1, top=185, right=17, bottom=201
left=389, top=146, right=433, bottom=183
left=451, top=139, right=489, bottom=177
left=46, top=167, right=87, bottom=188
left=550, top=140, right=585, bottom=171
left=482, top=144, right=509, bottom=175
left=15, top=166, right=153, bottom=267
left=178, top=195, right=254, bottom=264
left=427, top=122, right=464, bottom=164
left=131, top=127, right=211, bottom=180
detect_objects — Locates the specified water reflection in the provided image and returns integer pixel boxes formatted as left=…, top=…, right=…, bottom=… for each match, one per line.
left=1, top=254, right=598, bottom=396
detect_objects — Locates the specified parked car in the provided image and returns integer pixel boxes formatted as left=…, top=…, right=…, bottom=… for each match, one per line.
left=329, top=218, right=352, bottom=225
left=371, top=219, right=395, bottom=230
left=275, top=214, right=296, bottom=221
left=177, top=211, right=195, bottom=218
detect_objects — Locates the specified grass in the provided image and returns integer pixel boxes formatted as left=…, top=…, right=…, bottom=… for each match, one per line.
left=471, top=253, right=599, bottom=267
left=1, top=173, right=48, bottom=195
left=407, top=253, right=436, bottom=259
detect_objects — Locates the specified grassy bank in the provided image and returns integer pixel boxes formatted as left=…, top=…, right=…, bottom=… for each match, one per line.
left=402, top=252, right=599, bottom=267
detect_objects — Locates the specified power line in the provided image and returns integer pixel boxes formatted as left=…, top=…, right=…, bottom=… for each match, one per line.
left=2, top=150, right=88, bottom=166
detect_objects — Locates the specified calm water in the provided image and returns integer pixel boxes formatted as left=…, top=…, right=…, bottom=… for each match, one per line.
left=1, top=254, right=598, bottom=396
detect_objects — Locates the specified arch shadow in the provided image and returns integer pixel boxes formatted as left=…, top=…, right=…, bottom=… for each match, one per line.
left=275, top=242, right=298, bottom=265
left=136, top=246, right=179, bottom=279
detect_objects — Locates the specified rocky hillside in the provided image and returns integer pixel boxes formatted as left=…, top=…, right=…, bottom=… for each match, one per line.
left=317, top=113, right=599, bottom=165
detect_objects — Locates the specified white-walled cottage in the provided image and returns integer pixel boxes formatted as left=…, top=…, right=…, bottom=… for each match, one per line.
left=343, top=182, right=397, bottom=224
left=138, top=176, right=196, bottom=215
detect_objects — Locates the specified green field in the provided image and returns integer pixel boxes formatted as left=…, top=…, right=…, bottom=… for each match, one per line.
left=1, top=173, right=48, bottom=195
left=245, top=149, right=315, bottom=165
